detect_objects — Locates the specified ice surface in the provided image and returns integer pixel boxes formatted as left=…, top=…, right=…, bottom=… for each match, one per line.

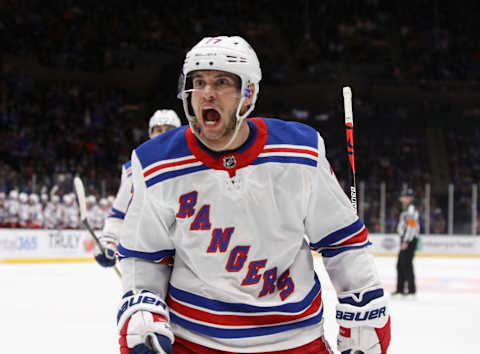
left=0, top=256, right=478, bottom=353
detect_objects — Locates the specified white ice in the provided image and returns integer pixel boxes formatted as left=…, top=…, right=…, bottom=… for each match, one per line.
left=1, top=256, right=479, bottom=353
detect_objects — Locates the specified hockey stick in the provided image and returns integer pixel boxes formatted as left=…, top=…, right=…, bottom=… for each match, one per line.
left=343, top=86, right=357, bottom=215
left=73, top=176, right=121, bottom=278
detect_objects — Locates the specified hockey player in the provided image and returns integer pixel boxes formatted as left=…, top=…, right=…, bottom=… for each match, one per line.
left=61, top=193, right=81, bottom=229
left=17, top=192, right=30, bottom=228
left=94, top=109, right=181, bottom=267
left=0, top=192, right=6, bottom=227
left=393, top=187, right=419, bottom=298
left=40, top=193, right=49, bottom=211
left=28, top=193, right=44, bottom=228
left=86, top=195, right=104, bottom=230
left=43, top=195, right=62, bottom=229
left=115, top=36, right=391, bottom=354
left=5, top=190, right=19, bottom=228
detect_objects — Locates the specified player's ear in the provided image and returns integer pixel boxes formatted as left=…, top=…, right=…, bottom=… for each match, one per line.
left=243, top=84, right=255, bottom=105
left=240, top=92, right=254, bottom=116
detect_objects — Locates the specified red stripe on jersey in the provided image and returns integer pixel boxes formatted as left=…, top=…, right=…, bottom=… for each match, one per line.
left=144, top=157, right=199, bottom=177
left=167, top=291, right=322, bottom=326
left=334, top=228, right=368, bottom=247
left=262, top=147, right=318, bottom=157
left=156, top=256, right=174, bottom=265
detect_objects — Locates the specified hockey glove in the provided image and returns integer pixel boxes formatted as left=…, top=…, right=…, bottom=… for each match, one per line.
left=117, top=290, right=174, bottom=354
left=94, top=233, right=118, bottom=267
left=336, top=287, right=391, bottom=354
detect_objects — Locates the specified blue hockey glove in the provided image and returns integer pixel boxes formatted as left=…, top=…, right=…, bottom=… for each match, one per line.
left=94, top=233, right=118, bottom=267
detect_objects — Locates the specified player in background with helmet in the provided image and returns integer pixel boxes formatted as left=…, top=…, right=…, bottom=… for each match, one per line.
left=0, top=192, right=6, bottom=227
left=116, top=36, right=391, bottom=354
left=61, top=193, right=81, bottom=229
left=17, top=192, right=30, bottom=228
left=28, top=193, right=44, bottom=228
left=393, top=187, right=419, bottom=298
left=40, top=193, right=49, bottom=212
left=44, top=194, right=62, bottom=229
left=86, top=195, right=104, bottom=230
left=5, top=190, right=19, bottom=228
left=94, top=109, right=181, bottom=267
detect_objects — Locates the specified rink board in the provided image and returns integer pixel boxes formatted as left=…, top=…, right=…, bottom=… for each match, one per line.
left=0, top=229, right=479, bottom=263
left=0, top=228, right=95, bottom=263
left=369, top=233, right=480, bottom=258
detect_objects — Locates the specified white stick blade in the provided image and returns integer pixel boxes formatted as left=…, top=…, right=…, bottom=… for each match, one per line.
left=342, top=86, right=353, bottom=125
left=73, top=176, right=88, bottom=220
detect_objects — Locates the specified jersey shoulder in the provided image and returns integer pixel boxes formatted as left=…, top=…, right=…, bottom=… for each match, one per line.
left=135, top=126, right=190, bottom=169
left=260, top=117, right=318, bottom=149
left=122, top=160, right=132, bottom=177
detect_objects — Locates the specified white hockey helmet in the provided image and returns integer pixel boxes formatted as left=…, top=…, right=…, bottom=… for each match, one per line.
left=86, top=195, right=97, bottom=204
left=99, top=198, right=109, bottom=208
left=63, top=194, right=73, bottom=205
left=149, top=110, right=181, bottom=136
left=178, top=36, right=262, bottom=145
left=41, top=193, right=48, bottom=202
left=9, top=190, right=18, bottom=200
left=19, top=192, right=28, bottom=203
left=0, top=192, right=5, bottom=200
left=52, top=195, right=60, bottom=203
left=29, top=193, right=39, bottom=203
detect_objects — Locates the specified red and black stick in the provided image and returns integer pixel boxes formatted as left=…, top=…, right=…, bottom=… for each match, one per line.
left=343, top=87, right=357, bottom=214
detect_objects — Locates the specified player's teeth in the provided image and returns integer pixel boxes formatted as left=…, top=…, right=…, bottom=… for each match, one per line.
left=205, top=121, right=216, bottom=125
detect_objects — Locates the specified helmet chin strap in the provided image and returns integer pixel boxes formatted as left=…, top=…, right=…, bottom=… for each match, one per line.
left=217, top=97, right=249, bottom=151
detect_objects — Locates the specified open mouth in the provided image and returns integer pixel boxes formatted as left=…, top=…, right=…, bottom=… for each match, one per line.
left=202, top=108, right=221, bottom=126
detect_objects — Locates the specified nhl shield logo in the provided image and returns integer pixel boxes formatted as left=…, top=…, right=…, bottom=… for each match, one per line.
left=223, top=155, right=237, bottom=169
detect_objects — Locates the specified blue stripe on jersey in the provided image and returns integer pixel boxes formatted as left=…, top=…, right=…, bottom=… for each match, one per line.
left=320, top=241, right=372, bottom=258
left=170, top=308, right=323, bottom=339
left=136, top=126, right=191, bottom=170
left=145, top=164, right=210, bottom=187
left=263, top=118, right=318, bottom=148
left=108, top=207, right=125, bottom=220
left=117, top=244, right=175, bottom=261
left=169, top=273, right=321, bottom=313
left=123, top=160, right=131, bottom=170
left=251, top=156, right=317, bottom=167
left=310, top=218, right=364, bottom=249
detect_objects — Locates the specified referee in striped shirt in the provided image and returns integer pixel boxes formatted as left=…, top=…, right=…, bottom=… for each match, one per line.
left=393, top=187, right=419, bottom=298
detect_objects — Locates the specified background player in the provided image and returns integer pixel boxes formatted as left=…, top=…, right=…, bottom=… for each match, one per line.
left=94, top=109, right=181, bottom=267
left=393, top=187, right=419, bottom=298
left=116, top=36, right=391, bottom=354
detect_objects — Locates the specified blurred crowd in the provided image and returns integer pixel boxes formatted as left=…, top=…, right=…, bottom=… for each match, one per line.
left=1, top=0, right=479, bottom=234
left=2, top=1, right=479, bottom=82
left=0, top=189, right=113, bottom=230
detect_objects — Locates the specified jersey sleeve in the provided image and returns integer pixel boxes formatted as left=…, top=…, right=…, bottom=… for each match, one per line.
left=306, top=133, right=382, bottom=294
left=118, top=150, right=175, bottom=297
left=102, top=163, right=132, bottom=239
left=305, top=133, right=369, bottom=256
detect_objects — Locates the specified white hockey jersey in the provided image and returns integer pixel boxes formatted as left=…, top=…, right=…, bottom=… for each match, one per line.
left=43, top=201, right=63, bottom=229
left=102, top=161, right=133, bottom=239
left=119, top=118, right=381, bottom=352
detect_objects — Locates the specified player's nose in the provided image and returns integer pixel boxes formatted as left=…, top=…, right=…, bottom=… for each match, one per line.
left=201, top=84, right=217, bottom=100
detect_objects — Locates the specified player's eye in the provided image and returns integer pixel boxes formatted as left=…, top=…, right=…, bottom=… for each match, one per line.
left=192, top=79, right=205, bottom=88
